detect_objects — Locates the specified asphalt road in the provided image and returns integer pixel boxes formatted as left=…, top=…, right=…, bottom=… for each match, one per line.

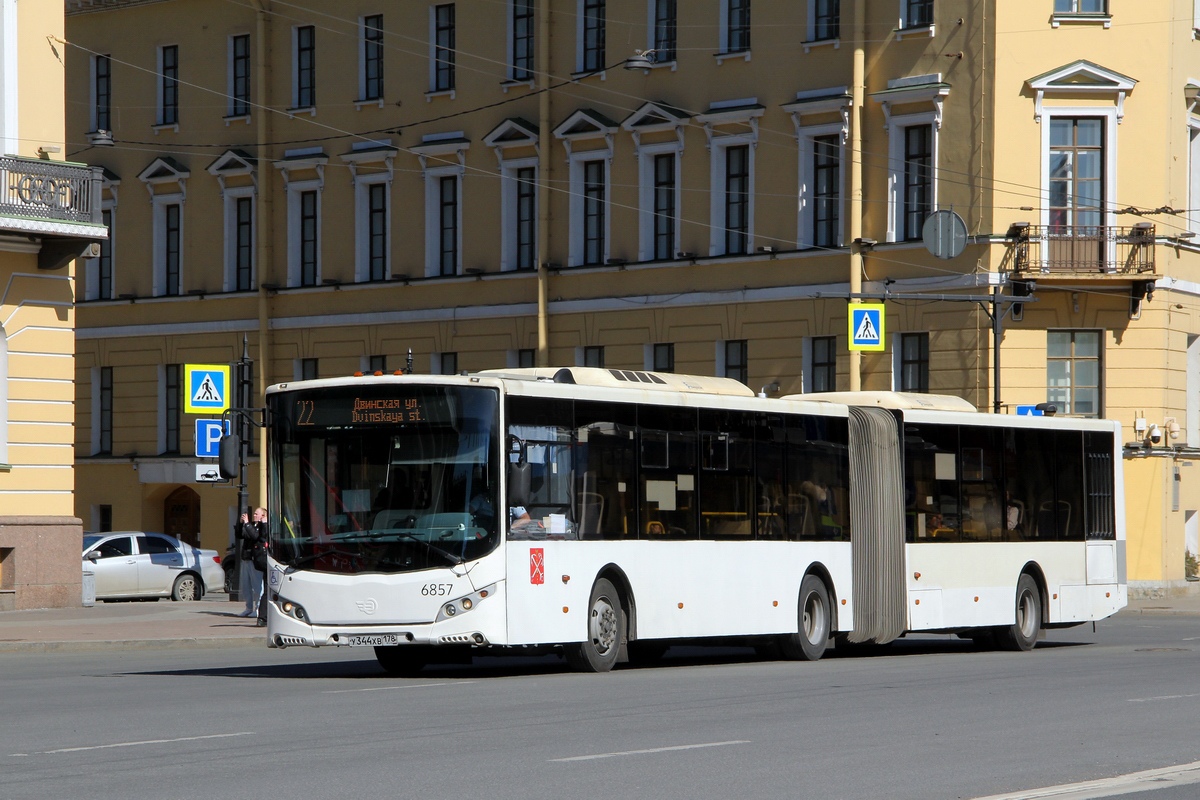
left=3, top=613, right=1199, bottom=800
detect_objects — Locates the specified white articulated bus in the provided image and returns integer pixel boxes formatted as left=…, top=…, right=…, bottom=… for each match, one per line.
left=255, top=367, right=1126, bottom=674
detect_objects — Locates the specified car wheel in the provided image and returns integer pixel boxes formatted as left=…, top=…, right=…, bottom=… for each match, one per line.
left=172, top=573, right=201, bottom=602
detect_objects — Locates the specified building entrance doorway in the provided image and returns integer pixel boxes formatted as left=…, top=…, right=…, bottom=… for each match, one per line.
left=164, top=486, right=200, bottom=547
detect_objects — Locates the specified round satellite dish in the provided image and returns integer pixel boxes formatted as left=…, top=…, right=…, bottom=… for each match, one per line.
left=922, top=209, right=968, bottom=260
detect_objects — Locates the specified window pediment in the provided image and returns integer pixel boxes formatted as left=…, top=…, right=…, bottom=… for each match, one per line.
left=484, top=118, right=540, bottom=163
left=138, top=156, right=189, bottom=198
left=1027, top=60, right=1137, bottom=122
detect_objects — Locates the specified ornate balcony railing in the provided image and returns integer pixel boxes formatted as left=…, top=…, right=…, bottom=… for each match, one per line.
left=0, top=156, right=103, bottom=227
left=1008, top=223, right=1156, bottom=276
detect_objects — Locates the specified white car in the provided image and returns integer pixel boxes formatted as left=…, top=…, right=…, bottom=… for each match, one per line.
left=83, top=532, right=224, bottom=601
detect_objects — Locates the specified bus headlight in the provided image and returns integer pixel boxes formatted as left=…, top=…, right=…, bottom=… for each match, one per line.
left=435, top=583, right=495, bottom=622
left=279, top=598, right=309, bottom=622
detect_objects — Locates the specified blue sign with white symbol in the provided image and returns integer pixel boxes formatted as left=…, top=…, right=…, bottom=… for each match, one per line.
left=184, top=364, right=230, bottom=413
left=1015, top=405, right=1044, bottom=417
left=195, top=418, right=232, bottom=458
left=848, top=303, right=885, bottom=351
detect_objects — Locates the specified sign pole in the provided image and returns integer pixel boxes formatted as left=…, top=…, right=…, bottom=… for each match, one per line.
left=231, top=337, right=252, bottom=601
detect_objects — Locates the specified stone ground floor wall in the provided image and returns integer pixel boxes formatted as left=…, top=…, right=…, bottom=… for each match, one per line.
left=0, top=516, right=83, bottom=610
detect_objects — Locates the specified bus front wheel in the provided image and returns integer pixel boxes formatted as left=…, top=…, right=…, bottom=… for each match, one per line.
left=565, top=578, right=623, bottom=673
left=996, top=574, right=1041, bottom=652
left=780, top=575, right=831, bottom=661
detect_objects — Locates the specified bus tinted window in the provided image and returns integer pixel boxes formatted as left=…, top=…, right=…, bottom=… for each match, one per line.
left=574, top=400, right=638, bottom=540
left=960, top=426, right=1004, bottom=541
left=508, top=397, right=575, bottom=538
left=638, top=404, right=698, bottom=539
left=1084, top=431, right=1116, bottom=540
left=905, top=423, right=962, bottom=541
left=699, top=409, right=756, bottom=539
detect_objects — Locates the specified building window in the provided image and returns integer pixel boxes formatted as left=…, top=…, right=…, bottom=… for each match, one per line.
left=158, top=45, right=178, bottom=126
left=518, top=348, right=536, bottom=368
left=151, top=201, right=183, bottom=296
left=439, top=352, right=458, bottom=375
left=813, top=134, right=840, bottom=248
left=810, top=336, right=836, bottom=392
left=902, top=124, right=933, bottom=241
left=1048, top=331, right=1102, bottom=417
left=229, top=35, right=250, bottom=116
left=515, top=166, right=536, bottom=270
left=432, top=5, right=456, bottom=92
left=294, top=25, right=315, bottom=109
left=93, top=54, right=111, bottom=132
left=1055, top=0, right=1105, bottom=11
left=163, top=364, right=180, bottom=454
left=583, top=346, right=605, bottom=368
left=1049, top=117, right=1104, bottom=234
left=653, top=0, right=677, bottom=61
left=653, top=343, right=675, bottom=373
left=511, top=0, right=534, bottom=80
left=725, top=144, right=750, bottom=255
left=723, top=340, right=748, bottom=385
left=904, top=0, right=934, bottom=27
left=98, top=366, right=113, bottom=455
left=583, top=159, right=606, bottom=265
left=98, top=505, right=113, bottom=533
left=96, top=208, right=113, bottom=300
left=300, top=358, right=319, bottom=381
left=439, top=175, right=459, bottom=275
left=724, top=0, right=751, bottom=53
left=300, top=189, right=318, bottom=286
left=234, top=195, right=253, bottom=291
left=581, top=0, right=606, bottom=72
left=899, top=333, right=929, bottom=392
left=652, top=152, right=677, bottom=260
left=368, top=354, right=387, bottom=374
left=366, top=182, right=387, bottom=281
left=813, top=0, right=839, bottom=40
left=362, top=15, right=383, bottom=101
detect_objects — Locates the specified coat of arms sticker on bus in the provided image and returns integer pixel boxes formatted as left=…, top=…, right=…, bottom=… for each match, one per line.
left=530, top=548, right=545, bottom=585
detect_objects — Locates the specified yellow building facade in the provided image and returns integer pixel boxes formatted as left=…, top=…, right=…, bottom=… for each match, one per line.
left=0, top=1, right=105, bottom=609
left=65, top=0, right=1200, bottom=591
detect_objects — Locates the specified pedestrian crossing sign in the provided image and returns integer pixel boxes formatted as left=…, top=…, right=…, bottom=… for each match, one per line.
left=184, top=364, right=230, bottom=414
left=848, top=303, right=885, bottom=351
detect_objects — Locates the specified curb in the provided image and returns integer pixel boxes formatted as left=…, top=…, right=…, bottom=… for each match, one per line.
left=0, top=636, right=266, bottom=654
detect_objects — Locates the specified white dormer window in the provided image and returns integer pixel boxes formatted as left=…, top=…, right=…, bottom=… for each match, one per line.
left=554, top=110, right=619, bottom=266
left=138, top=157, right=190, bottom=296
left=695, top=100, right=763, bottom=256
left=412, top=134, right=470, bottom=277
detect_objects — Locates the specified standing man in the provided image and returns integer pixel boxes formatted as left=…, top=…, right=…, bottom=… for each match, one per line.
left=236, top=507, right=267, bottom=620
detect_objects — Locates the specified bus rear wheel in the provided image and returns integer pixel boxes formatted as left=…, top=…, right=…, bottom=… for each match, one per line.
left=565, top=578, right=623, bottom=673
left=996, top=574, right=1041, bottom=652
left=375, top=645, right=429, bottom=676
left=780, top=575, right=831, bottom=661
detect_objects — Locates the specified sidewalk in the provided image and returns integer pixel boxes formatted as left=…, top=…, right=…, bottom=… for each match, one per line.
left=0, top=592, right=266, bottom=653
left=0, top=592, right=1196, bottom=655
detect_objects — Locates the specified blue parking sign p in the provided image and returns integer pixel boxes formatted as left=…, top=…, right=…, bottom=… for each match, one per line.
left=195, top=419, right=231, bottom=458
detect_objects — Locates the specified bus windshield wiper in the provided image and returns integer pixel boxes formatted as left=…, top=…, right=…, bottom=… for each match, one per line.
left=390, top=533, right=462, bottom=565
left=284, top=548, right=363, bottom=571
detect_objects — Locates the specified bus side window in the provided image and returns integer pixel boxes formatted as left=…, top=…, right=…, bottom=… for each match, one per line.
left=574, top=400, right=638, bottom=539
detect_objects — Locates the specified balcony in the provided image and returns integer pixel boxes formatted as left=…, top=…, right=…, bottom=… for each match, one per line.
left=1007, top=222, right=1156, bottom=279
left=0, top=156, right=106, bottom=269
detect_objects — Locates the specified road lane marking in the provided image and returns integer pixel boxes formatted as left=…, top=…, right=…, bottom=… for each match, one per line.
left=969, top=759, right=1200, bottom=799
left=12, top=732, right=255, bottom=757
left=321, top=681, right=475, bottom=694
left=1126, top=691, right=1200, bottom=702
left=551, top=740, right=750, bottom=763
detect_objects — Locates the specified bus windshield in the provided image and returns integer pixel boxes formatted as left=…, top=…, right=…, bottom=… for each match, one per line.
left=267, top=384, right=500, bottom=575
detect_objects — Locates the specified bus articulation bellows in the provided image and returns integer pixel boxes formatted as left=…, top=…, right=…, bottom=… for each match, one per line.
left=253, top=367, right=1126, bottom=673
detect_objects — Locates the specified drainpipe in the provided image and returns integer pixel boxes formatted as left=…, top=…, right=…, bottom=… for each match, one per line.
left=536, top=0, right=551, bottom=366
left=848, top=0, right=866, bottom=392
left=254, top=0, right=272, bottom=507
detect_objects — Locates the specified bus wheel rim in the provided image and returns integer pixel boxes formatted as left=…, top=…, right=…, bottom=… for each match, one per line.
left=803, top=592, right=826, bottom=644
left=590, top=596, right=618, bottom=655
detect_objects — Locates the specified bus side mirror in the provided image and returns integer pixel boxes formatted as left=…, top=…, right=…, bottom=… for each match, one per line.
left=218, top=434, right=241, bottom=480
left=508, top=460, right=531, bottom=507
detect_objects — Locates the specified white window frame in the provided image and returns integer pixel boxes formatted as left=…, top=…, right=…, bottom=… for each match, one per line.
left=156, top=364, right=169, bottom=454
left=575, top=0, right=607, bottom=75
left=807, top=0, right=840, bottom=45
left=1187, top=334, right=1199, bottom=448
left=886, top=110, right=938, bottom=243
left=354, top=172, right=391, bottom=282
left=499, top=156, right=538, bottom=271
left=428, top=4, right=456, bottom=96
left=636, top=140, right=683, bottom=262
left=84, top=200, right=116, bottom=301
left=424, top=164, right=463, bottom=277
left=797, top=121, right=846, bottom=249
left=1037, top=105, right=1118, bottom=237
left=358, top=14, right=384, bottom=105
left=226, top=33, right=251, bottom=119
left=567, top=149, right=612, bottom=266
left=507, top=0, right=536, bottom=82
left=708, top=134, right=756, bottom=256
left=291, top=25, right=316, bottom=112
left=718, top=0, right=751, bottom=56
left=222, top=185, right=255, bottom=292
left=0, top=325, right=7, bottom=465
left=897, top=0, right=935, bottom=35
left=1187, top=118, right=1200, bottom=235
left=0, top=0, right=16, bottom=156
left=155, top=44, right=179, bottom=130
left=286, top=177, right=323, bottom=287
left=90, top=365, right=110, bottom=457
left=90, top=53, right=111, bottom=133
left=151, top=193, right=184, bottom=296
